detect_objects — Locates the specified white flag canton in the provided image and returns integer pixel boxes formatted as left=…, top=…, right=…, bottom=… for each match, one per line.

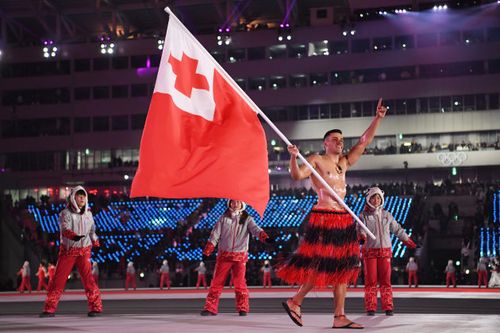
left=154, top=19, right=216, bottom=122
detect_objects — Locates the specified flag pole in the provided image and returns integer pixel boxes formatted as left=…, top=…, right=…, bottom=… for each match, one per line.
left=164, top=7, right=375, bottom=240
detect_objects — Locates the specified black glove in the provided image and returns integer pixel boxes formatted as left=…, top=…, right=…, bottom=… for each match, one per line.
left=265, top=237, right=275, bottom=244
left=72, top=235, right=85, bottom=241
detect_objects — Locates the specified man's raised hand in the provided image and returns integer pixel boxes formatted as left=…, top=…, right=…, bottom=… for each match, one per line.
left=376, top=98, right=387, bottom=118
left=287, top=144, right=299, bottom=157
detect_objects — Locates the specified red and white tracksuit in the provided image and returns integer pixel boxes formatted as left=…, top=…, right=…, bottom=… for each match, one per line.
left=406, top=260, right=418, bottom=287
left=444, top=262, right=456, bottom=287
left=36, top=266, right=48, bottom=291
left=125, top=263, right=137, bottom=290
left=477, top=258, right=488, bottom=288
left=261, top=265, right=272, bottom=287
left=357, top=207, right=412, bottom=312
left=17, top=262, right=31, bottom=293
left=160, top=262, right=171, bottom=289
left=47, top=265, right=55, bottom=286
left=43, top=186, right=102, bottom=314
left=195, top=264, right=207, bottom=289
left=203, top=210, right=266, bottom=314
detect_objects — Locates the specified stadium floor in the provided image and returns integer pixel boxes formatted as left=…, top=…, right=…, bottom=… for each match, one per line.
left=1, top=286, right=498, bottom=332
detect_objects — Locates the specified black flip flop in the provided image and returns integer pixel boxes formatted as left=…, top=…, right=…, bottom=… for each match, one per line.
left=332, top=321, right=364, bottom=329
left=282, top=300, right=303, bottom=327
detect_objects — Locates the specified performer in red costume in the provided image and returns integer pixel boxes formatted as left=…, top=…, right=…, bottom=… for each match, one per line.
left=200, top=199, right=272, bottom=316
left=444, top=260, right=456, bottom=288
left=406, top=257, right=418, bottom=288
left=17, top=261, right=32, bottom=293
left=278, top=99, right=388, bottom=329
left=195, top=262, right=207, bottom=289
left=477, top=257, right=488, bottom=288
left=125, top=262, right=137, bottom=290
left=47, top=263, right=55, bottom=286
left=159, top=260, right=171, bottom=290
left=261, top=260, right=272, bottom=288
left=40, top=186, right=102, bottom=317
left=36, top=263, right=48, bottom=291
left=357, top=187, right=416, bottom=316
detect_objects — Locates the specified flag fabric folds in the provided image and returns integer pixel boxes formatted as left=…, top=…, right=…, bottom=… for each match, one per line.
left=130, top=12, right=269, bottom=217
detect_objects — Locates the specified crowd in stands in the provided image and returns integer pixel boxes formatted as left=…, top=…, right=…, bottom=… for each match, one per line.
left=269, top=139, right=500, bottom=161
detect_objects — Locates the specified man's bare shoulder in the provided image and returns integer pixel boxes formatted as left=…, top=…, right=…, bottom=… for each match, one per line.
left=305, top=153, right=321, bottom=162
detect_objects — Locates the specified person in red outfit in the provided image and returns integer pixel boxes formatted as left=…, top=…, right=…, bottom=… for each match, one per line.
left=444, top=260, right=457, bottom=288
left=406, top=257, right=418, bottom=288
left=200, top=199, right=272, bottom=316
left=357, top=187, right=416, bottom=316
left=159, top=260, right=171, bottom=290
left=36, top=263, right=48, bottom=291
left=125, top=262, right=137, bottom=290
left=261, top=260, right=272, bottom=288
left=477, top=257, right=489, bottom=288
left=17, top=261, right=32, bottom=293
left=195, top=262, right=207, bottom=289
left=40, top=186, right=102, bottom=317
left=47, top=263, right=56, bottom=286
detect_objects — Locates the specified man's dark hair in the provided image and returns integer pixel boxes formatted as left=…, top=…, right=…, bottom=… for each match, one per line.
left=75, top=189, right=86, bottom=196
left=323, top=129, right=343, bottom=141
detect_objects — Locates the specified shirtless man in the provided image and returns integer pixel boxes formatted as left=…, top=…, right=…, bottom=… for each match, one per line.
left=278, top=98, right=387, bottom=329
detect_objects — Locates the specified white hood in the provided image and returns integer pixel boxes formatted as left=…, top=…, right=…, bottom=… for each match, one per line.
left=68, top=185, right=88, bottom=213
left=365, top=187, right=384, bottom=210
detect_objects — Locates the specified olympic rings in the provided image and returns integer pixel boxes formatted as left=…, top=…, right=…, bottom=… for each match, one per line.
left=436, top=152, right=467, bottom=166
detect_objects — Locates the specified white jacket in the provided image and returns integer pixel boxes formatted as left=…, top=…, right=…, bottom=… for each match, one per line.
left=357, top=208, right=410, bottom=250
left=59, top=186, right=98, bottom=251
left=208, top=211, right=262, bottom=254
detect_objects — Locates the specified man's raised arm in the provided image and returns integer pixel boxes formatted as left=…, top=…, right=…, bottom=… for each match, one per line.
left=346, top=98, right=387, bottom=167
left=288, top=144, right=315, bottom=180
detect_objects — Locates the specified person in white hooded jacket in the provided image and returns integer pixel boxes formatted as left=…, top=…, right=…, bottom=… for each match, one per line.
left=125, top=262, right=137, bottom=290
left=17, top=261, right=31, bottom=293
left=444, top=260, right=456, bottom=288
left=357, top=187, right=416, bottom=316
left=159, top=260, right=171, bottom=290
left=40, top=186, right=102, bottom=317
left=201, top=199, right=271, bottom=316
left=477, top=257, right=488, bottom=288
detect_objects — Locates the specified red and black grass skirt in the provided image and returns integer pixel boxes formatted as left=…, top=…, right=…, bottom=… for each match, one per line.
left=276, top=209, right=360, bottom=287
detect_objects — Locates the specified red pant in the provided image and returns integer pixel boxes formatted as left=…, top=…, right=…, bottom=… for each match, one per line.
left=262, top=272, right=272, bottom=287
left=204, top=258, right=249, bottom=314
left=125, top=274, right=136, bottom=290
left=43, top=252, right=102, bottom=313
left=363, top=256, right=393, bottom=311
left=37, top=277, right=48, bottom=291
left=446, top=272, right=456, bottom=287
left=408, top=271, right=418, bottom=287
left=160, top=273, right=170, bottom=289
left=478, top=270, right=488, bottom=287
left=196, top=274, right=207, bottom=289
left=18, top=277, right=32, bottom=293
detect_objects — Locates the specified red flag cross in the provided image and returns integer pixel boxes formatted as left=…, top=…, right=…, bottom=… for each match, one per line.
left=130, top=13, right=270, bottom=217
